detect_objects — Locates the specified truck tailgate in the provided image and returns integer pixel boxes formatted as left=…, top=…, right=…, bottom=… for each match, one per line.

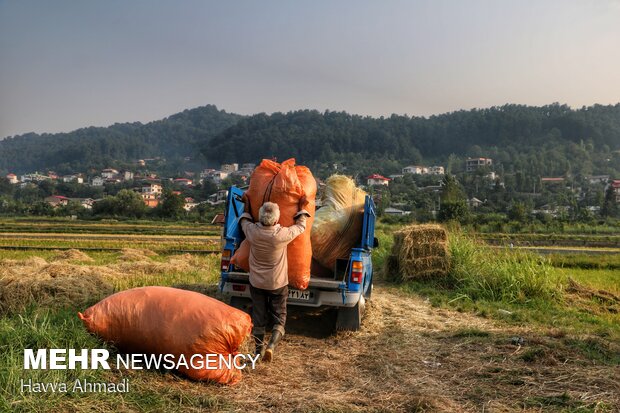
left=225, top=272, right=345, bottom=290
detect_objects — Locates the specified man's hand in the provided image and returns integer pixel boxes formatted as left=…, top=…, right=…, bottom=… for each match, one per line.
left=298, top=195, right=309, bottom=210
left=242, top=193, right=251, bottom=212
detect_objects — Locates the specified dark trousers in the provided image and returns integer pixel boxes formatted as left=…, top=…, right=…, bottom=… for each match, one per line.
left=250, top=285, right=288, bottom=336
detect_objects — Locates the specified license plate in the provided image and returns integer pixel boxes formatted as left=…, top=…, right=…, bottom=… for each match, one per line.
left=288, top=289, right=311, bottom=301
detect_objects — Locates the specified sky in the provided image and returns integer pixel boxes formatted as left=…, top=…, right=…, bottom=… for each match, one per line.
left=1, top=0, right=619, bottom=138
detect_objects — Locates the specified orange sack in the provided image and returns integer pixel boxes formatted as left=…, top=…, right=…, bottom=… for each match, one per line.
left=78, top=286, right=252, bottom=385
left=230, top=158, right=316, bottom=290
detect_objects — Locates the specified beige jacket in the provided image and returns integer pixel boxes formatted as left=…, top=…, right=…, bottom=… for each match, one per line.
left=240, top=210, right=309, bottom=290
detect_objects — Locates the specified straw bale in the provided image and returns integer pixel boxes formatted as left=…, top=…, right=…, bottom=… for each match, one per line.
left=388, top=224, right=450, bottom=282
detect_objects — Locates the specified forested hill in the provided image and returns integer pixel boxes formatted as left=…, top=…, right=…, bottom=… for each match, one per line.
left=205, top=104, right=620, bottom=175
left=0, top=105, right=241, bottom=174
left=2, top=103, right=620, bottom=176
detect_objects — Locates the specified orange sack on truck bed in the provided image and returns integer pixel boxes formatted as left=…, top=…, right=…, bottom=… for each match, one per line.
left=78, top=286, right=252, bottom=385
left=230, top=158, right=316, bottom=290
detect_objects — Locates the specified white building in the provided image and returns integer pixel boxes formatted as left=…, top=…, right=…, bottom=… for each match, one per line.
left=209, top=171, right=229, bottom=184
left=221, top=163, right=239, bottom=173
left=208, top=189, right=229, bottom=205
left=62, top=174, right=84, bottom=184
left=21, top=173, right=51, bottom=182
left=91, top=176, right=105, bottom=186
left=384, top=207, right=410, bottom=216
left=142, top=183, right=163, bottom=195
left=403, top=165, right=427, bottom=175
left=466, top=157, right=493, bottom=172
left=428, top=166, right=445, bottom=175
left=101, top=169, right=119, bottom=179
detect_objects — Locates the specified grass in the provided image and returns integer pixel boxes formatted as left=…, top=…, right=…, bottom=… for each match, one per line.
left=548, top=253, right=620, bottom=271
left=447, top=232, right=560, bottom=302
left=374, top=226, right=620, bottom=343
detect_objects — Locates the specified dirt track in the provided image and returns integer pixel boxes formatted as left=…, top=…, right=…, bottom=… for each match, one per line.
left=137, top=285, right=619, bottom=412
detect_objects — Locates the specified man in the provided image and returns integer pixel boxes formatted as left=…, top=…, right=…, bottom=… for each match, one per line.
left=239, top=195, right=310, bottom=362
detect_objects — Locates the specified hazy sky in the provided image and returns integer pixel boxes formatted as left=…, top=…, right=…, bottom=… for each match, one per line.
left=1, top=0, right=619, bottom=138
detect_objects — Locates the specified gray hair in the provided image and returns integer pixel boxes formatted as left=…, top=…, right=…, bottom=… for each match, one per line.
left=259, top=202, right=280, bottom=226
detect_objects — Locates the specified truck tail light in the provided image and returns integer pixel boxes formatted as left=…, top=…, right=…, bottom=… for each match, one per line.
left=351, top=261, right=363, bottom=283
left=221, top=249, right=232, bottom=271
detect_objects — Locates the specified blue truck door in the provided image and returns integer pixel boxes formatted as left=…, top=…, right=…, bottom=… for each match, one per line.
left=223, top=186, right=246, bottom=249
left=359, top=195, right=376, bottom=250
left=358, top=195, right=376, bottom=296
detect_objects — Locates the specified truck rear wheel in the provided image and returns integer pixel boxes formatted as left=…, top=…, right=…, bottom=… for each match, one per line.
left=336, top=295, right=365, bottom=331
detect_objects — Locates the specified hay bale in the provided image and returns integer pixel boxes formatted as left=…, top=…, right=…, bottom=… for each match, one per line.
left=119, top=248, right=158, bottom=262
left=52, top=249, right=94, bottom=263
left=389, top=224, right=450, bottom=282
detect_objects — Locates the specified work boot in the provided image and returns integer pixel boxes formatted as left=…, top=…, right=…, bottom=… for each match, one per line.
left=254, top=334, right=265, bottom=360
left=262, top=328, right=283, bottom=362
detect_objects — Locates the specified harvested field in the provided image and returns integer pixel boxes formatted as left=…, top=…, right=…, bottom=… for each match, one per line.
left=1, top=244, right=618, bottom=411
left=0, top=250, right=218, bottom=315
left=54, top=285, right=616, bottom=412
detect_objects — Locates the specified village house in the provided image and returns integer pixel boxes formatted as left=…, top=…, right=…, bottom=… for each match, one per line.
left=612, top=180, right=620, bottom=203
left=208, top=170, right=229, bottom=184
left=173, top=178, right=193, bottom=187
left=122, top=171, right=134, bottom=181
left=101, top=169, right=119, bottom=179
left=384, top=207, right=410, bottom=216
left=221, top=163, right=239, bottom=173
left=208, top=189, right=229, bottom=205
left=21, top=173, right=51, bottom=183
left=199, top=169, right=216, bottom=179
left=141, top=193, right=159, bottom=208
left=466, top=157, right=493, bottom=172
left=587, top=175, right=610, bottom=185
left=91, top=176, right=105, bottom=186
left=68, top=198, right=94, bottom=209
left=44, top=195, right=69, bottom=207
left=428, top=166, right=445, bottom=175
left=62, top=174, right=84, bottom=184
left=5, top=173, right=18, bottom=184
left=367, top=174, right=391, bottom=186
left=402, top=165, right=427, bottom=175
left=183, top=197, right=198, bottom=211
left=468, top=197, right=484, bottom=208
left=141, top=183, right=162, bottom=195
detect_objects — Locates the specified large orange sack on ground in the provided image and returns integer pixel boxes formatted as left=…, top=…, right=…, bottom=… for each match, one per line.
left=231, top=158, right=316, bottom=290
left=78, top=286, right=252, bottom=385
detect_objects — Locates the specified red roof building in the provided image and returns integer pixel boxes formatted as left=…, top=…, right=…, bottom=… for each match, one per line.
left=367, top=174, right=391, bottom=186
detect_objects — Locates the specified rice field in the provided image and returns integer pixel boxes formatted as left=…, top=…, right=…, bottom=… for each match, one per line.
left=0, top=219, right=220, bottom=252
left=0, top=220, right=618, bottom=411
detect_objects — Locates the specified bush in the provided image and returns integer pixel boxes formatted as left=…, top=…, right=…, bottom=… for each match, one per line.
left=447, top=232, right=560, bottom=302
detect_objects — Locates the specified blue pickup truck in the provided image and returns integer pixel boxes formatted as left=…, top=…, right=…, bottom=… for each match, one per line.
left=219, top=185, right=377, bottom=331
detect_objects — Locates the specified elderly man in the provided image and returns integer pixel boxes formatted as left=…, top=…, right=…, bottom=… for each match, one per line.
left=239, top=196, right=310, bottom=362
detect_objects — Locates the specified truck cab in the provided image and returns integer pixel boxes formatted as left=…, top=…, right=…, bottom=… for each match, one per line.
left=219, top=186, right=377, bottom=331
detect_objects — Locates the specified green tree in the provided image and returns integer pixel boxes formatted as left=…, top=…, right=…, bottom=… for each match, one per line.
left=601, top=185, right=618, bottom=218
left=157, top=192, right=186, bottom=219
